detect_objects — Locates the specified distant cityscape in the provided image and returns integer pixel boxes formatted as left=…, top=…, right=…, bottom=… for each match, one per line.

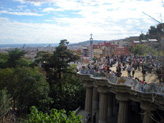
left=0, top=34, right=163, bottom=62
left=0, top=43, right=59, bottom=48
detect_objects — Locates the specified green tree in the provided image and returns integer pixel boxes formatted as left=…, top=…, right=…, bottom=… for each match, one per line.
left=0, top=68, right=17, bottom=109
left=50, top=72, right=86, bottom=111
left=157, top=23, right=164, bottom=34
left=27, top=106, right=82, bottom=123
left=0, top=48, right=54, bottom=114
left=0, top=49, right=33, bottom=69
left=0, top=88, right=11, bottom=121
left=139, top=33, right=148, bottom=40
left=0, top=52, right=8, bottom=68
left=148, top=26, right=158, bottom=39
left=13, top=67, right=52, bottom=113
left=131, top=44, right=157, bottom=56
left=6, top=48, right=26, bottom=68
left=34, top=51, right=52, bottom=67
left=35, top=40, right=86, bottom=112
left=0, top=67, right=52, bottom=113
left=42, top=39, right=79, bottom=94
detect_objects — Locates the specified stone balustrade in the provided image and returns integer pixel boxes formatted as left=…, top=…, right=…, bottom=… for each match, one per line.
left=77, top=71, right=164, bottom=123
left=78, top=69, right=164, bottom=96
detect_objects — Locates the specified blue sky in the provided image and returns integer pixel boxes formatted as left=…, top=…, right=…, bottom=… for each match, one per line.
left=0, top=0, right=163, bottom=44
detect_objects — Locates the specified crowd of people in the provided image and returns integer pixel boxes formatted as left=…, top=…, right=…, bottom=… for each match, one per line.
left=80, top=55, right=164, bottom=122
left=79, top=54, right=164, bottom=83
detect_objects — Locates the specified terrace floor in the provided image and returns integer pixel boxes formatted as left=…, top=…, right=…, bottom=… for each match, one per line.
left=110, top=64, right=159, bottom=84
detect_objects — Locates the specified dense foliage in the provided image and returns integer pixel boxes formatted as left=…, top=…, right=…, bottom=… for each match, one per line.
left=139, top=23, right=164, bottom=40
left=35, top=40, right=85, bottom=112
left=0, top=49, right=52, bottom=113
left=130, top=44, right=158, bottom=56
left=0, top=88, right=11, bottom=119
left=27, top=106, right=82, bottom=123
left=0, top=40, right=85, bottom=122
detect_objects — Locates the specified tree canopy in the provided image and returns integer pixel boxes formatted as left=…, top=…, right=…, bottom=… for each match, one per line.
left=40, top=40, right=80, bottom=92
left=130, top=44, right=158, bottom=56
left=0, top=49, right=52, bottom=113
left=0, top=40, right=85, bottom=122
left=34, top=40, right=85, bottom=112
left=141, top=23, right=164, bottom=40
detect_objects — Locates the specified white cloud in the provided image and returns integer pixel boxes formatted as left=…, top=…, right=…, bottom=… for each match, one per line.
left=14, top=0, right=42, bottom=6
left=1, top=0, right=164, bottom=44
left=17, top=5, right=27, bottom=9
left=13, top=0, right=164, bottom=21
left=0, top=15, right=152, bottom=44
left=42, top=7, right=63, bottom=12
left=0, top=10, right=43, bottom=16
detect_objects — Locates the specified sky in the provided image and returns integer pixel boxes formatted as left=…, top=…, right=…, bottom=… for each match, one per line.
left=0, top=0, right=164, bottom=44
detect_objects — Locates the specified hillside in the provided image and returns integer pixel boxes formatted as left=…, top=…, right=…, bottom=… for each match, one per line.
left=69, top=40, right=109, bottom=46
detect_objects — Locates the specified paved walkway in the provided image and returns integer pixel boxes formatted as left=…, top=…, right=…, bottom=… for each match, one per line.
left=110, top=65, right=159, bottom=84
left=76, top=62, right=160, bottom=84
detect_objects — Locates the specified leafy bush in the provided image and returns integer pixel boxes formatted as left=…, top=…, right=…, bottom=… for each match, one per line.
left=27, top=106, right=82, bottom=123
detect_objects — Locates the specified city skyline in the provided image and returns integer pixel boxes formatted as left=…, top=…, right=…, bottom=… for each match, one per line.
left=0, top=0, right=164, bottom=44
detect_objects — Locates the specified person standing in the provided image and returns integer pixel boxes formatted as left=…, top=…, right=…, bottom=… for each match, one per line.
left=131, top=67, right=135, bottom=78
left=93, top=113, right=96, bottom=123
left=156, top=68, right=162, bottom=82
left=142, top=68, right=146, bottom=81
left=127, top=66, right=131, bottom=78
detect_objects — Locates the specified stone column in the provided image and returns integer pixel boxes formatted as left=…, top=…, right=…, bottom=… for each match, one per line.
left=85, top=86, right=93, bottom=116
left=116, top=93, right=129, bottom=123
left=108, top=93, right=113, bottom=118
left=140, top=101, right=157, bottom=123
left=97, top=86, right=108, bottom=123
left=99, top=92, right=108, bottom=123
left=92, top=87, right=99, bottom=118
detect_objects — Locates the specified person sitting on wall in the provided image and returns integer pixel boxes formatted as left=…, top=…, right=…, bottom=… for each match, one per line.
left=80, top=66, right=88, bottom=74
left=89, top=68, right=94, bottom=75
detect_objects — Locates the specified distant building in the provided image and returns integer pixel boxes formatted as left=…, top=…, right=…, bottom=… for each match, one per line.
left=131, top=38, right=159, bottom=47
left=115, top=47, right=130, bottom=56
left=93, top=49, right=102, bottom=58
left=148, top=39, right=158, bottom=42
left=112, top=36, right=139, bottom=47
left=92, top=42, right=118, bottom=57
left=92, top=41, right=130, bottom=57
left=141, top=40, right=148, bottom=43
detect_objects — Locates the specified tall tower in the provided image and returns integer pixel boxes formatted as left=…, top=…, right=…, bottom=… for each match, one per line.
left=90, top=33, right=93, bottom=61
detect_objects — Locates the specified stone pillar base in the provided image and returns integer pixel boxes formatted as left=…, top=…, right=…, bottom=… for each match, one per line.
left=116, top=93, right=129, bottom=123
left=99, top=120, right=107, bottom=123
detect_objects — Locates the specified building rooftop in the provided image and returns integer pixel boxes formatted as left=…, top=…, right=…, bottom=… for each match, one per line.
left=141, top=40, right=147, bottom=43
left=148, top=39, right=158, bottom=42
left=133, top=41, right=140, bottom=43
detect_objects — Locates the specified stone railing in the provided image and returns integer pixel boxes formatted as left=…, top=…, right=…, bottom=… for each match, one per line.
left=77, top=70, right=164, bottom=123
left=77, top=71, right=164, bottom=108
left=78, top=68, right=164, bottom=96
